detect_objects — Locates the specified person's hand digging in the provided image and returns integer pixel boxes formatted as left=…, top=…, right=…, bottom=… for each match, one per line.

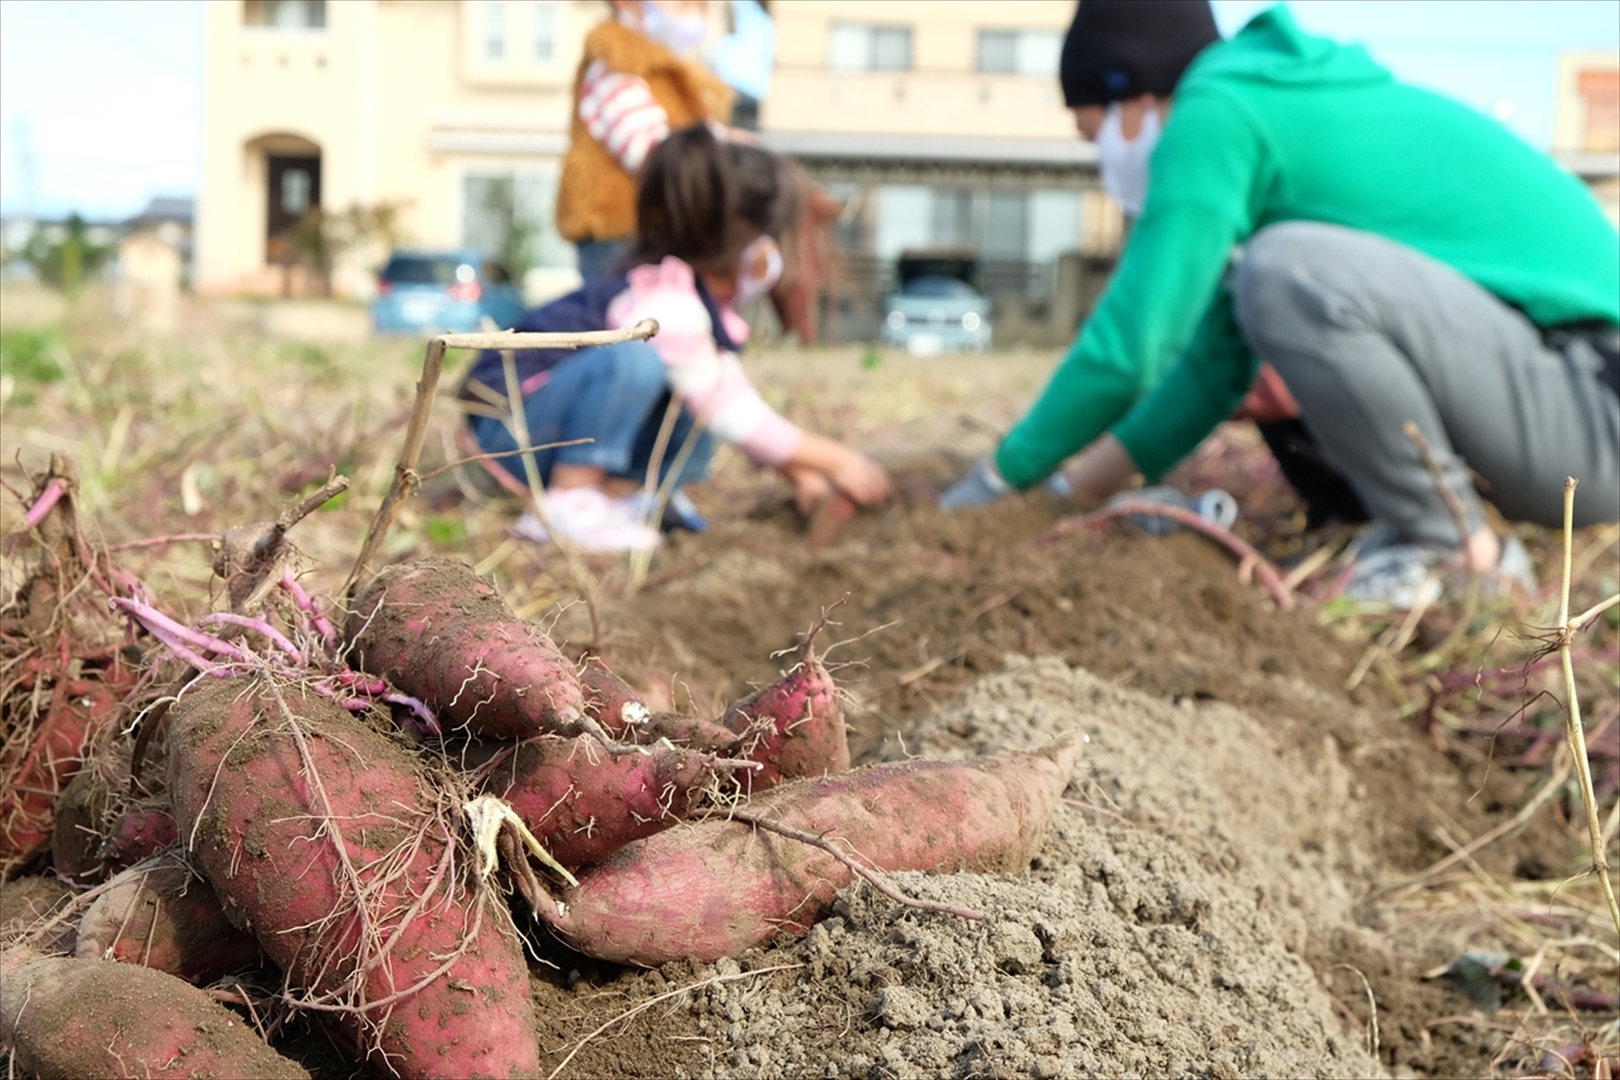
left=939, top=457, right=1013, bottom=511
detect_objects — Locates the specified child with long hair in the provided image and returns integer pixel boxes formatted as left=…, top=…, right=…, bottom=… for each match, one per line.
left=463, top=125, right=891, bottom=552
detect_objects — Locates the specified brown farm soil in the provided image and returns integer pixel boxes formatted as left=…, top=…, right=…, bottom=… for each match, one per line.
left=3, top=294, right=1615, bottom=1079
left=515, top=476, right=1584, bottom=1080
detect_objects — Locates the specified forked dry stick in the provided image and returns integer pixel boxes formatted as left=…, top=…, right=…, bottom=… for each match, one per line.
left=1553, top=477, right=1620, bottom=941
left=1403, top=422, right=1477, bottom=566
left=628, top=396, right=708, bottom=593
left=727, top=810, right=986, bottom=921
left=342, top=320, right=659, bottom=601
left=1034, top=501, right=1294, bottom=610
left=1397, top=422, right=1495, bottom=669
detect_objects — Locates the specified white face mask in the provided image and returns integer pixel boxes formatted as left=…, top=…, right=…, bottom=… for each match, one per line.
left=634, top=2, right=708, bottom=56
left=1096, top=102, right=1161, bottom=217
left=734, top=235, right=783, bottom=303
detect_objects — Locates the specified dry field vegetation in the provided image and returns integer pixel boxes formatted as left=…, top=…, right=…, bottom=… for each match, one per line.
left=2, top=282, right=1617, bottom=1078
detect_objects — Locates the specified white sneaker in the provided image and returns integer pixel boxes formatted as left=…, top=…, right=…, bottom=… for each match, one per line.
left=1343, top=540, right=1446, bottom=609
left=1342, top=525, right=1537, bottom=610
left=513, top=487, right=662, bottom=553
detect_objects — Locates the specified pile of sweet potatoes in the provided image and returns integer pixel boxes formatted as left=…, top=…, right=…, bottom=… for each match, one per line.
left=1, top=456, right=140, bottom=879
left=1, top=549, right=1080, bottom=1077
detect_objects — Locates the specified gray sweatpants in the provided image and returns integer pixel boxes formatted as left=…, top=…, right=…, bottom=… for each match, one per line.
left=1232, top=222, right=1620, bottom=547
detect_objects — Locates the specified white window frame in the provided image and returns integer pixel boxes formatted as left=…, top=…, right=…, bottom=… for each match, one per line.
left=484, top=1, right=508, bottom=62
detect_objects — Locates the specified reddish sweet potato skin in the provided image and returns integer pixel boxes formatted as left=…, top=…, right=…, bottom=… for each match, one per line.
left=642, top=713, right=742, bottom=754
left=544, top=733, right=1081, bottom=966
left=1, top=947, right=310, bottom=1080
left=488, top=735, right=724, bottom=868
left=720, top=648, right=849, bottom=791
left=1, top=670, right=125, bottom=869
left=166, top=675, right=539, bottom=1079
left=75, top=853, right=264, bottom=984
left=97, top=805, right=179, bottom=870
left=344, top=558, right=586, bottom=739
left=578, top=660, right=650, bottom=733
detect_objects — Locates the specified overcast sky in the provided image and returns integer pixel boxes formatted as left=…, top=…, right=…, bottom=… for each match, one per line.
left=1, top=0, right=1616, bottom=220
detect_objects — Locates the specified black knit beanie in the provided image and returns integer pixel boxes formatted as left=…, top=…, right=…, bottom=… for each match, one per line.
left=1059, top=0, right=1222, bottom=107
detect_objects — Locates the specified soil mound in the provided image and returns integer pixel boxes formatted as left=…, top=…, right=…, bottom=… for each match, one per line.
left=529, top=656, right=1391, bottom=1079
left=523, top=486, right=1579, bottom=1079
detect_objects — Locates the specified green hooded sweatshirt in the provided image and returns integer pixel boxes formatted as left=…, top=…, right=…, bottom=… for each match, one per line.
left=995, top=4, right=1620, bottom=488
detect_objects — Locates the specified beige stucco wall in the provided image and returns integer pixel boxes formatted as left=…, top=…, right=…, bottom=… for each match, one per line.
left=763, top=0, right=1075, bottom=139
left=1552, top=50, right=1620, bottom=151
left=196, top=1, right=365, bottom=293
left=197, top=0, right=592, bottom=297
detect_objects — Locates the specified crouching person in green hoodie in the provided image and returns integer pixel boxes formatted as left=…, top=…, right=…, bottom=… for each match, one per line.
left=941, top=0, right=1620, bottom=608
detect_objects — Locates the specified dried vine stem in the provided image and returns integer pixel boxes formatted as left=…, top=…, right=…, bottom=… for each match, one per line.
left=727, top=810, right=986, bottom=922
left=1553, top=477, right=1620, bottom=940
left=343, top=320, right=659, bottom=601
left=1035, top=500, right=1294, bottom=610
left=1404, top=422, right=1482, bottom=664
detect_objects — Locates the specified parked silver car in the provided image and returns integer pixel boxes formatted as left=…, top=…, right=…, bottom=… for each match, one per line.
left=880, top=255, right=992, bottom=355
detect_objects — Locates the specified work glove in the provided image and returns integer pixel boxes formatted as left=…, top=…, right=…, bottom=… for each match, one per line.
left=1107, top=485, right=1238, bottom=535
left=939, top=457, right=1014, bottom=511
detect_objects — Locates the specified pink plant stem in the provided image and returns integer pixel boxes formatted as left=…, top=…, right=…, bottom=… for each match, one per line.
left=280, top=569, right=337, bottom=648
left=110, top=596, right=254, bottom=664
left=1034, top=501, right=1296, bottom=611
left=18, top=478, right=65, bottom=532
left=139, top=622, right=235, bottom=677
left=1425, top=650, right=1603, bottom=696
left=197, top=612, right=306, bottom=666
left=329, top=671, right=389, bottom=695
left=381, top=693, right=441, bottom=735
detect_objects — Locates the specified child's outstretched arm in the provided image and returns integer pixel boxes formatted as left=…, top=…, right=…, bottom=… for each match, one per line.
left=780, top=434, right=891, bottom=509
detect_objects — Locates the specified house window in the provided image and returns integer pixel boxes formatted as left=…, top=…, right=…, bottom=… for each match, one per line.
left=533, top=2, right=557, bottom=62
left=464, top=172, right=571, bottom=274
left=244, top=0, right=326, bottom=29
left=828, top=23, right=913, bottom=73
left=484, top=2, right=508, bottom=61
left=976, top=29, right=1063, bottom=76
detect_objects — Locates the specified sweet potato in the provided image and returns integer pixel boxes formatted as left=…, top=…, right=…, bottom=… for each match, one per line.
left=48, top=750, right=113, bottom=885
left=537, top=732, right=1081, bottom=966
left=720, top=621, right=848, bottom=791
left=579, top=659, right=652, bottom=733
left=487, top=735, right=729, bottom=868
left=642, top=712, right=743, bottom=754
left=345, top=557, right=588, bottom=739
left=97, top=804, right=179, bottom=870
left=75, top=852, right=264, bottom=984
left=166, top=674, right=539, bottom=1079
left=1, top=946, right=309, bottom=1080
left=1, top=667, right=126, bottom=871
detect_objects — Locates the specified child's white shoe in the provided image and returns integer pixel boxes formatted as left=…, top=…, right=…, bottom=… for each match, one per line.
left=514, top=488, right=662, bottom=553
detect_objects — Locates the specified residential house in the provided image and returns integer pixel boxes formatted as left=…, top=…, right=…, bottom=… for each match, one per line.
left=1553, top=50, right=1620, bottom=226
left=195, top=0, right=592, bottom=301
left=194, top=0, right=1115, bottom=342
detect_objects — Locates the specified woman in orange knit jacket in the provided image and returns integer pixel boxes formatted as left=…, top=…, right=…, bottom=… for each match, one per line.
left=557, top=1, right=734, bottom=278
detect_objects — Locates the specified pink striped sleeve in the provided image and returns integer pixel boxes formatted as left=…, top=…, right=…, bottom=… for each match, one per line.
left=578, top=61, right=670, bottom=174
left=605, top=258, right=804, bottom=467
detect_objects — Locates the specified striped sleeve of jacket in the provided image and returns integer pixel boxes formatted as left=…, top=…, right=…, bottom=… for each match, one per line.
left=577, top=59, right=671, bottom=174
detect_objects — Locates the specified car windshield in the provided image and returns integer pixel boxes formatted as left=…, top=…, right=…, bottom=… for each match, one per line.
left=901, top=275, right=977, bottom=299
left=381, top=256, right=468, bottom=285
